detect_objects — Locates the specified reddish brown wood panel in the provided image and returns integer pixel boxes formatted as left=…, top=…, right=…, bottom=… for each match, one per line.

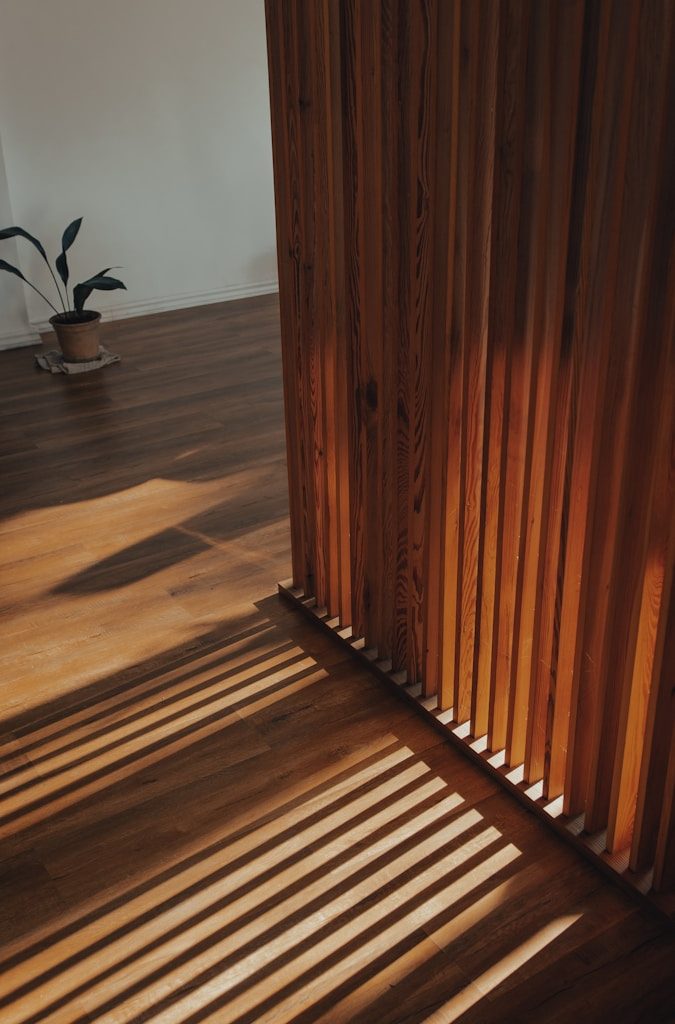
left=265, top=0, right=675, bottom=896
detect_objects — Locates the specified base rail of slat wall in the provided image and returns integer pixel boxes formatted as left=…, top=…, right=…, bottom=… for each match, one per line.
left=278, top=580, right=675, bottom=926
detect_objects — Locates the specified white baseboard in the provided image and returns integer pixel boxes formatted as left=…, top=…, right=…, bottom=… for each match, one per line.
left=0, top=327, right=42, bottom=352
left=31, top=279, right=279, bottom=334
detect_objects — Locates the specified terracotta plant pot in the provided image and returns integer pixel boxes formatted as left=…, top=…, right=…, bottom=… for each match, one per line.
left=49, top=311, right=102, bottom=362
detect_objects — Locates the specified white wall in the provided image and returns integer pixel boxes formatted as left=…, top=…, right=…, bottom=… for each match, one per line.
left=0, top=0, right=277, bottom=337
left=0, top=133, right=38, bottom=348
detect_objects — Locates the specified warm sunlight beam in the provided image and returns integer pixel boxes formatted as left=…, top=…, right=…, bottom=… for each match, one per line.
left=420, top=914, right=584, bottom=1022
left=0, top=747, right=439, bottom=1012
left=120, top=815, right=507, bottom=1024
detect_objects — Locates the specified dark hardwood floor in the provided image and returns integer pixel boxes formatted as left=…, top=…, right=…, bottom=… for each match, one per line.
left=0, top=295, right=673, bottom=1023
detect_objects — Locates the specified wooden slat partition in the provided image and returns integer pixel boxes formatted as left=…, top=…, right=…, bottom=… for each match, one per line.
left=265, top=0, right=675, bottom=904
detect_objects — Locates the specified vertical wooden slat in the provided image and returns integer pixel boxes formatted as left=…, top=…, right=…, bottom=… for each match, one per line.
left=649, top=570, right=675, bottom=890
left=654, top=714, right=675, bottom=892
left=295, top=0, right=330, bottom=608
left=473, top=0, right=529, bottom=738
left=630, top=323, right=675, bottom=870
left=628, top=548, right=675, bottom=868
left=488, top=4, right=541, bottom=748
left=523, top=0, right=584, bottom=783
left=506, top=0, right=554, bottom=767
left=605, top=6, right=675, bottom=849
left=545, top=0, right=617, bottom=802
left=325, top=0, right=352, bottom=626
left=441, top=0, right=472, bottom=715
left=264, top=0, right=306, bottom=590
left=538, top=10, right=593, bottom=794
left=379, top=0, right=404, bottom=663
left=405, top=0, right=437, bottom=683
left=456, top=0, right=498, bottom=722
left=304, top=0, right=340, bottom=617
left=340, top=0, right=367, bottom=638
left=392, top=0, right=412, bottom=675
left=610, top=367, right=675, bottom=852
left=559, top=0, right=641, bottom=816
left=360, top=1, right=385, bottom=652
left=586, top=5, right=674, bottom=840
left=652, top=514, right=675, bottom=891
left=291, top=0, right=318, bottom=596
left=423, top=0, right=459, bottom=698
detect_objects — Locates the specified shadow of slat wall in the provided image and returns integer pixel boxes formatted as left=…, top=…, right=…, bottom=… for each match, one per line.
left=265, top=0, right=675, bottom=899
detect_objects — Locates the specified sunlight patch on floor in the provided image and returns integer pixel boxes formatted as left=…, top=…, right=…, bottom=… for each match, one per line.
left=420, top=914, right=584, bottom=1022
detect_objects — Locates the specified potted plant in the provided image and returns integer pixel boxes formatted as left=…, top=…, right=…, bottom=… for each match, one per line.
left=0, top=219, right=126, bottom=361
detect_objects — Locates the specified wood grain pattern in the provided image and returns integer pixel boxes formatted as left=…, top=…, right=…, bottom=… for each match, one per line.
left=378, top=0, right=401, bottom=665
left=524, top=0, right=584, bottom=785
left=406, top=0, right=436, bottom=685
left=422, top=0, right=457, bottom=699
left=266, top=2, right=307, bottom=591
left=507, top=0, right=556, bottom=769
left=267, top=0, right=675, bottom=895
left=473, top=0, right=528, bottom=739
left=589, top=0, right=675, bottom=841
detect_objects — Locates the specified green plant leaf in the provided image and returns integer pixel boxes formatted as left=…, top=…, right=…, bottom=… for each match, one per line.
left=55, top=217, right=83, bottom=287
left=72, top=268, right=114, bottom=312
left=73, top=271, right=126, bottom=314
left=0, top=258, right=61, bottom=315
left=0, top=257, right=29, bottom=281
left=0, top=226, right=48, bottom=262
left=72, top=267, right=111, bottom=313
